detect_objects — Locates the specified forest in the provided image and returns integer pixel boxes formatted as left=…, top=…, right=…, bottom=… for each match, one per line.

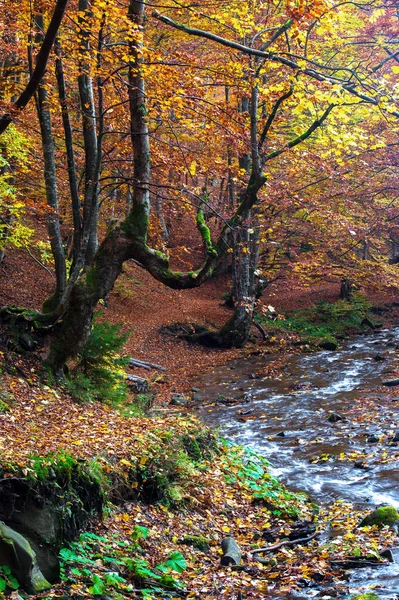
left=0, top=0, right=399, bottom=598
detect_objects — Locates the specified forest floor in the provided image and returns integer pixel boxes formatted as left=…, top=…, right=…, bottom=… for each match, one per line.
left=2, top=244, right=399, bottom=401
left=1, top=247, right=399, bottom=599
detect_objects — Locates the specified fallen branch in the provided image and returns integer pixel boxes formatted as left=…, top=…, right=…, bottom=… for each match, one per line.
left=331, top=557, right=387, bottom=569
left=249, top=531, right=320, bottom=555
left=126, top=374, right=149, bottom=393
left=129, top=358, right=166, bottom=371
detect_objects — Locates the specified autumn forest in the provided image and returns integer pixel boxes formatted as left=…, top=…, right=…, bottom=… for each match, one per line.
left=1, top=0, right=399, bottom=598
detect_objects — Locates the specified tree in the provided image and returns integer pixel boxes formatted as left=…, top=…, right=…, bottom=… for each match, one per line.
left=1, top=0, right=398, bottom=375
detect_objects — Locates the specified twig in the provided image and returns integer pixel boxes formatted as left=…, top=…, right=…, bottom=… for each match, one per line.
left=249, top=531, right=320, bottom=555
left=26, top=249, right=55, bottom=279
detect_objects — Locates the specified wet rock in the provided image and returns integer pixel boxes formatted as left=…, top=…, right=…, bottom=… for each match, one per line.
left=354, top=461, right=369, bottom=469
left=170, top=394, right=189, bottom=407
left=192, top=393, right=203, bottom=403
left=311, top=571, right=325, bottom=582
left=392, top=431, right=399, bottom=443
left=319, top=340, right=338, bottom=351
left=359, top=506, right=399, bottom=528
left=191, top=387, right=201, bottom=393
left=366, top=434, right=380, bottom=443
left=0, top=521, right=51, bottom=594
left=276, top=431, right=285, bottom=437
left=382, top=378, right=399, bottom=387
left=373, top=353, right=385, bottom=361
left=328, top=412, right=343, bottom=423
left=379, top=548, right=394, bottom=562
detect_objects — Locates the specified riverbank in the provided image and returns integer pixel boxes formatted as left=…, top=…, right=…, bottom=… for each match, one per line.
left=0, top=367, right=399, bottom=599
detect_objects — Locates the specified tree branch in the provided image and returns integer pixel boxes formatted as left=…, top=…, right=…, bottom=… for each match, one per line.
left=153, top=11, right=399, bottom=116
left=259, top=86, right=294, bottom=151
left=0, top=0, right=69, bottom=134
left=265, top=104, right=335, bottom=162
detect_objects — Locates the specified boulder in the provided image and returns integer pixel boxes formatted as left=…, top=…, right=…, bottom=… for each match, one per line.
left=319, top=340, right=338, bottom=351
left=328, top=412, right=343, bottom=423
left=0, top=521, right=51, bottom=594
left=358, top=506, right=399, bottom=528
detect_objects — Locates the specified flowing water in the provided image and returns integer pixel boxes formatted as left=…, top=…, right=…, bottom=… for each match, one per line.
left=191, top=327, right=399, bottom=598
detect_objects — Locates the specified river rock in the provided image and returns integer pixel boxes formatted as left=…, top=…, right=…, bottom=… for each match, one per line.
left=379, top=548, right=394, bottom=562
left=328, top=412, right=343, bottom=423
left=358, top=506, right=399, bottom=528
left=0, top=521, right=51, bottom=594
left=382, top=378, right=399, bottom=387
left=366, top=434, right=380, bottom=443
left=392, top=432, right=399, bottom=443
left=319, top=340, right=338, bottom=351
left=170, top=394, right=189, bottom=407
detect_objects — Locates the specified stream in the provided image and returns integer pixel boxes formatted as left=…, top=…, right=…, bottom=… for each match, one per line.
left=192, top=327, right=399, bottom=599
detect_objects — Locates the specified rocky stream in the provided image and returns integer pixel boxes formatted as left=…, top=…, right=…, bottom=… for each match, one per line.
left=192, top=327, right=399, bottom=599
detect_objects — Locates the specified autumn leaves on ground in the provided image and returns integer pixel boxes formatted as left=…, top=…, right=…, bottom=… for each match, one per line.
left=1, top=247, right=399, bottom=600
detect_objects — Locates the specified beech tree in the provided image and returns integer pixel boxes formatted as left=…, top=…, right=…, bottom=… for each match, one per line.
left=0, top=0, right=398, bottom=376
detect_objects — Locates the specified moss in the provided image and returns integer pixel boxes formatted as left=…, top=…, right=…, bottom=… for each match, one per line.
left=182, top=535, right=210, bottom=553
left=352, top=594, right=379, bottom=600
left=196, top=209, right=217, bottom=256
left=161, top=269, right=184, bottom=281
left=42, top=293, right=58, bottom=314
left=359, top=506, right=399, bottom=528
left=122, top=207, right=149, bottom=243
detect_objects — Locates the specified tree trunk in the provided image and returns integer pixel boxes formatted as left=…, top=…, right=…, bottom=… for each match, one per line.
left=35, top=15, right=66, bottom=301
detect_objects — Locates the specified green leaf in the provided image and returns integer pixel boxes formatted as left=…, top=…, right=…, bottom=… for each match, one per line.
left=0, top=577, right=6, bottom=592
left=163, top=551, right=187, bottom=573
left=7, top=574, right=19, bottom=590
left=131, top=525, right=148, bottom=540
left=87, top=574, right=105, bottom=595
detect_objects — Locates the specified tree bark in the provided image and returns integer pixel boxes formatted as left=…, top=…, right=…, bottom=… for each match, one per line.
left=35, top=15, right=66, bottom=301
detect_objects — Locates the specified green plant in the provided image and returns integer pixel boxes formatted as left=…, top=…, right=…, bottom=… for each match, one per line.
left=59, top=531, right=186, bottom=598
left=65, top=313, right=130, bottom=404
left=133, top=424, right=218, bottom=505
left=0, top=565, right=19, bottom=594
left=257, top=293, right=372, bottom=347
left=221, top=442, right=309, bottom=519
left=119, top=392, right=154, bottom=417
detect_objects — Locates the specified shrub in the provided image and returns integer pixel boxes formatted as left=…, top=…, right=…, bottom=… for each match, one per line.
left=65, top=314, right=130, bottom=404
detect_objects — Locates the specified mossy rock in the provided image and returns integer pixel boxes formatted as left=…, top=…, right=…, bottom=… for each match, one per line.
left=181, top=535, right=210, bottom=553
left=0, top=521, right=51, bottom=594
left=351, top=594, right=379, bottom=600
left=359, top=506, right=399, bottom=528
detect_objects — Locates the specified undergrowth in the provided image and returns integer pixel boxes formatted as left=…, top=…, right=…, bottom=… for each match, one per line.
left=59, top=530, right=187, bottom=600
left=258, top=293, right=372, bottom=347
left=220, top=442, right=310, bottom=519
left=64, top=314, right=130, bottom=404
